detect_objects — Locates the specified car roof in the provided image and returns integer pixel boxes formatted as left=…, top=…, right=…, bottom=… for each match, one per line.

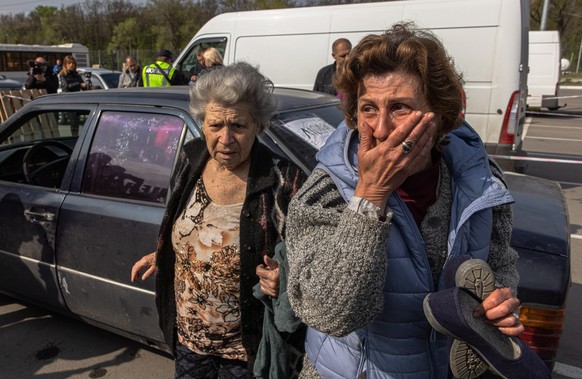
left=77, top=67, right=122, bottom=74
left=32, top=86, right=340, bottom=112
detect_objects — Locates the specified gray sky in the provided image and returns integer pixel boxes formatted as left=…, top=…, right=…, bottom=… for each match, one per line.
left=0, top=0, right=146, bottom=16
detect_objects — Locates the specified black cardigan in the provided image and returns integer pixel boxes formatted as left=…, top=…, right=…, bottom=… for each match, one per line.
left=155, top=138, right=305, bottom=370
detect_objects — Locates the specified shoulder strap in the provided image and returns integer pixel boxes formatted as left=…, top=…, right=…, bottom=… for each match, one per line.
left=153, top=62, right=173, bottom=85
left=130, top=71, right=140, bottom=86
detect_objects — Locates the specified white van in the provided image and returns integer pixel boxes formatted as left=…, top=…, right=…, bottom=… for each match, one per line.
left=528, top=30, right=563, bottom=111
left=175, top=0, right=529, bottom=160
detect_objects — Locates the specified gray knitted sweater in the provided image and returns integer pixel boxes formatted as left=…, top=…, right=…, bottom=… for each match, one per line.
left=286, top=161, right=519, bottom=342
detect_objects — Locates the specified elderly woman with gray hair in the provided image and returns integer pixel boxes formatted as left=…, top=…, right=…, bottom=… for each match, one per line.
left=131, top=62, right=306, bottom=378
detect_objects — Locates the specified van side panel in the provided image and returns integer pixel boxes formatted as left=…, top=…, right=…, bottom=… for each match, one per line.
left=177, top=0, right=527, bottom=151
left=235, top=35, right=331, bottom=89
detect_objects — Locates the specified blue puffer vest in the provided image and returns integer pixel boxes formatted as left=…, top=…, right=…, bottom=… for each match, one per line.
left=305, top=121, right=514, bottom=379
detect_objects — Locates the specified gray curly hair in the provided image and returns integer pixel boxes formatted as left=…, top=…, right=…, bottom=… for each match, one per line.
left=189, top=62, right=277, bottom=132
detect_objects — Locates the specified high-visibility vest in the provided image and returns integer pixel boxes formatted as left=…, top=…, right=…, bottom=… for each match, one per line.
left=142, top=61, right=176, bottom=87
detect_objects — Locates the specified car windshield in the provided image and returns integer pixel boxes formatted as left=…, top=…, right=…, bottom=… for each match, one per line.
left=266, top=103, right=344, bottom=172
left=98, top=73, right=121, bottom=89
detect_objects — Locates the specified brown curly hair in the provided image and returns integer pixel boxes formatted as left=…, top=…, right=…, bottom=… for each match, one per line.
left=335, top=22, right=465, bottom=143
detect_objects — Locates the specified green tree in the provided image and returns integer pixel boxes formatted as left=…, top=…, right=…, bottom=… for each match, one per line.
left=145, top=0, right=196, bottom=54
left=531, top=0, right=582, bottom=67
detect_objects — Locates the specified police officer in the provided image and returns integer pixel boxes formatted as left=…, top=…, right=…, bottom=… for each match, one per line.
left=141, top=49, right=186, bottom=87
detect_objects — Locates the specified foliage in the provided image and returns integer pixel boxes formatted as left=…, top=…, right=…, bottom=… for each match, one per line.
left=1, top=0, right=580, bottom=70
left=530, top=0, right=582, bottom=69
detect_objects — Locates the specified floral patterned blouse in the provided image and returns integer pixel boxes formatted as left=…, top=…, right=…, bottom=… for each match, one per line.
left=171, top=178, right=247, bottom=360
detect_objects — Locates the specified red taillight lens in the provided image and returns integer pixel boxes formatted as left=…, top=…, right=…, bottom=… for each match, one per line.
left=518, top=305, right=566, bottom=368
left=499, top=90, right=520, bottom=145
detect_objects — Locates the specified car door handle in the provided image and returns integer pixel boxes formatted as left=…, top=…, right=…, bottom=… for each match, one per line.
left=24, top=210, right=56, bottom=222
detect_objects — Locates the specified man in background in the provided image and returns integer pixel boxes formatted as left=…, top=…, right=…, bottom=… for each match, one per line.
left=313, top=38, right=352, bottom=96
left=53, top=59, right=62, bottom=74
left=141, top=49, right=186, bottom=87
left=118, top=56, right=142, bottom=88
left=24, top=57, right=59, bottom=94
left=187, top=47, right=207, bottom=83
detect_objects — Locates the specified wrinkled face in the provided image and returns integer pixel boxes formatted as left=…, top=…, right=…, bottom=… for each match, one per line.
left=332, top=43, right=351, bottom=65
left=357, top=70, right=434, bottom=145
left=203, top=102, right=258, bottom=171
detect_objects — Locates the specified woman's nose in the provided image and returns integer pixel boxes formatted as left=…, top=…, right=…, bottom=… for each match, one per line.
left=219, top=127, right=234, bottom=145
left=372, top=112, right=391, bottom=141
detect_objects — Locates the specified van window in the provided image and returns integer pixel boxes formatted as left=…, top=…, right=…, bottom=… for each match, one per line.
left=177, top=38, right=227, bottom=77
left=82, top=111, right=184, bottom=203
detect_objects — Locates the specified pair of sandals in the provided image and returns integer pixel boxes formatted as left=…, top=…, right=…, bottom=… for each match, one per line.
left=423, top=257, right=551, bottom=379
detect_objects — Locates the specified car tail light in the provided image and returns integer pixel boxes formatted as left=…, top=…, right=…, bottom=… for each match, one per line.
left=498, top=90, right=520, bottom=145
left=518, top=304, right=565, bottom=368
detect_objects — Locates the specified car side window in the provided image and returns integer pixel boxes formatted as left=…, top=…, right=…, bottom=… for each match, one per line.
left=0, top=109, right=89, bottom=187
left=82, top=111, right=184, bottom=204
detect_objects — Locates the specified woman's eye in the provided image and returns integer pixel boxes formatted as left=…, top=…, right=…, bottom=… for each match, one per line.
left=392, top=103, right=411, bottom=115
left=360, top=105, right=376, bottom=114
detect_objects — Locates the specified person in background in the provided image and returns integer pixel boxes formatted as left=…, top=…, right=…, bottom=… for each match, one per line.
left=58, top=55, right=90, bottom=93
left=131, top=62, right=306, bottom=378
left=287, top=22, right=523, bottom=378
left=195, top=47, right=224, bottom=79
left=141, top=49, right=186, bottom=87
left=188, top=47, right=207, bottom=83
left=118, top=56, right=142, bottom=88
left=58, top=55, right=91, bottom=136
left=53, top=58, right=62, bottom=75
left=24, top=56, right=59, bottom=94
left=312, top=38, right=351, bottom=96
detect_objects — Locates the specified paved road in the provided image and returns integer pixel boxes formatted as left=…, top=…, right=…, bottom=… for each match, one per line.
left=0, top=294, right=173, bottom=377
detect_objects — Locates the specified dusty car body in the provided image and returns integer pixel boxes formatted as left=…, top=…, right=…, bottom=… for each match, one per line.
left=0, top=87, right=570, bottom=367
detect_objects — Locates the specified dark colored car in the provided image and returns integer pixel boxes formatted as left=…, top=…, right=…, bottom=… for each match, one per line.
left=0, top=87, right=570, bottom=367
left=0, top=74, right=23, bottom=90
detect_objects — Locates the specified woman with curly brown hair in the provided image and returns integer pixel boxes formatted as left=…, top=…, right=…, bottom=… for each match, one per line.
left=285, top=23, right=532, bottom=379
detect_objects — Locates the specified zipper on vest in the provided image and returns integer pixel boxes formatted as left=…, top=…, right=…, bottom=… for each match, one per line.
left=392, top=193, right=435, bottom=292
left=427, top=328, right=439, bottom=379
left=357, top=333, right=368, bottom=378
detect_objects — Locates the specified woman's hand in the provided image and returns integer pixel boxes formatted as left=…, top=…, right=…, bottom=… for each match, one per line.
left=354, top=111, right=437, bottom=210
left=256, top=255, right=280, bottom=297
left=130, top=252, right=157, bottom=282
left=473, top=287, right=524, bottom=336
